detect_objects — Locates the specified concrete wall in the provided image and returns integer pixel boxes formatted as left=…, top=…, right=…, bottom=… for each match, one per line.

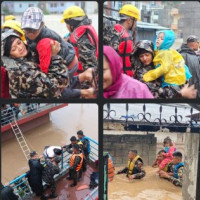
left=103, top=134, right=157, bottom=166
left=182, top=132, right=200, bottom=200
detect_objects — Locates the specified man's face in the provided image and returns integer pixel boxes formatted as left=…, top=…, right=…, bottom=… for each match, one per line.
left=127, top=18, right=137, bottom=33
left=32, top=154, right=38, bottom=159
left=71, top=140, right=77, bottom=145
left=66, top=23, right=72, bottom=33
left=188, top=41, right=199, bottom=51
left=24, top=23, right=43, bottom=41
left=77, top=134, right=82, bottom=139
left=128, top=151, right=134, bottom=159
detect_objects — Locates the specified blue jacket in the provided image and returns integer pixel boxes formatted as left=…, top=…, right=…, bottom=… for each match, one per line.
left=80, top=136, right=91, bottom=154
left=174, top=162, right=184, bottom=179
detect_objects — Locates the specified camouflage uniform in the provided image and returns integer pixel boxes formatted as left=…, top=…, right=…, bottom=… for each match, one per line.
left=75, top=18, right=98, bottom=71
left=117, top=158, right=146, bottom=179
left=2, top=54, right=69, bottom=98
left=103, top=17, right=122, bottom=52
left=132, top=40, right=182, bottom=99
left=166, top=162, right=184, bottom=187
left=69, top=18, right=98, bottom=89
left=42, top=159, right=60, bottom=195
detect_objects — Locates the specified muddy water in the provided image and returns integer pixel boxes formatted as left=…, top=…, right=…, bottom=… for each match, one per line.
left=108, top=166, right=182, bottom=200
left=1, top=104, right=98, bottom=183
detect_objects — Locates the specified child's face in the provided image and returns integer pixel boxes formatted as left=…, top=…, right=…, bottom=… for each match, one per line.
left=164, top=142, right=170, bottom=147
left=157, top=154, right=164, bottom=160
left=156, top=32, right=165, bottom=48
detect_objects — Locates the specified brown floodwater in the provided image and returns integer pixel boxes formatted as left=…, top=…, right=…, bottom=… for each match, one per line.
left=108, top=166, right=182, bottom=200
left=1, top=104, right=98, bottom=183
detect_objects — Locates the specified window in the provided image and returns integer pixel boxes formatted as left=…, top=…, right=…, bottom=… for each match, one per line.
left=19, top=4, right=22, bottom=8
left=61, top=3, right=64, bottom=7
left=28, top=4, right=34, bottom=7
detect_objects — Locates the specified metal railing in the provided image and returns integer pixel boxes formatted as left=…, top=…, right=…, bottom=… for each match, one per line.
left=7, top=137, right=98, bottom=200
left=104, top=103, right=200, bottom=133
left=1, top=104, right=60, bottom=126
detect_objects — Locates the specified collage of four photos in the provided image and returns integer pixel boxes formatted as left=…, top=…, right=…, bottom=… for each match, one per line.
left=1, top=1, right=200, bottom=200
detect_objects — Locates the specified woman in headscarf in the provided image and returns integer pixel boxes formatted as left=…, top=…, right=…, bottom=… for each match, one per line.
left=103, top=45, right=153, bottom=99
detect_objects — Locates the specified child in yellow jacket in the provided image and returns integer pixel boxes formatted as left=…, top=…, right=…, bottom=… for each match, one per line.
left=143, top=30, right=191, bottom=89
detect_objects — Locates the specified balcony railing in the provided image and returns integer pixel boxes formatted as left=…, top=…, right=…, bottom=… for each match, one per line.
left=6, top=137, right=98, bottom=200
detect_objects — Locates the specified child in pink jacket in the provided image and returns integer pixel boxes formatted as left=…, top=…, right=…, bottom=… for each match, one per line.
left=158, top=137, right=176, bottom=172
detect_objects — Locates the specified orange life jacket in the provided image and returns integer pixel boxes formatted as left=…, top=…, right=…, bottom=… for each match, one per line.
left=69, top=25, right=98, bottom=75
left=108, top=156, right=115, bottom=182
left=114, top=24, right=133, bottom=77
left=70, top=153, right=84, bottom=172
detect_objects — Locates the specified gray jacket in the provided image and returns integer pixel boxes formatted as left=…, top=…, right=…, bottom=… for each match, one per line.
left=178, top=43, right=200, bottom=98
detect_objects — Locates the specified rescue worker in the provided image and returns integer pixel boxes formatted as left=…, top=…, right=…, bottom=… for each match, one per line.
left=67, top=144, right=84, bottom=187
left=103, top=4, right=140, bottom=77
left=159, top=151, right=184, bottom=187
left=42, top=156, right=60, bottom=198
left=77, top=130, right=90, bottom=168
left=27, top=151, right=47, bottom=200
left=21, top=7, right=77, bottom=80
left=43, top=146, right=62, bottom=159
left=62, top=136, right=83, bottom=153
left=108, top=154, right=115, bottom=182
left=61, top=6, right=98, bottom=75
left=116, top=150, right=145, bottom=180
left=1, top=183, right=19, bottom=200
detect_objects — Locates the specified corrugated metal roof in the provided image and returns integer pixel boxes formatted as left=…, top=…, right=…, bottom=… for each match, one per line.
left=137, top=21, right=170, bottom=30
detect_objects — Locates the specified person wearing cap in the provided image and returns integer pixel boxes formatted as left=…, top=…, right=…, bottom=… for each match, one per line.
left=61, top=6, right=98, bottom=77
left=103, top=4, right=140, bottom=77
left=27, top=151, right=47, bottom=200
left=42, top=155, right=60, bottom=198
left=67, top=144, right=84, bottom=187
left=178, top=35, right=200, bottom=98
left=21, top=7, right=77, bottom=77
left=21, top=7, right=97, bottom=99
left=1, top=30, right=70, bottom=98
left=132, top=40, right=197, bottom=99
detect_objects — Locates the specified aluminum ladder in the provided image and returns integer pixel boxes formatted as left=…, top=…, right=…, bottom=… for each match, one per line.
left=9, top=119, right=31, bottom=161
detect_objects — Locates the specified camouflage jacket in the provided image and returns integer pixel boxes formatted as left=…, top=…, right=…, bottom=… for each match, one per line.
left=70, top=18, right=98, bottom=71
left=117, top=159, right=146, bottom=179
left=167, top=162, right=183, bottom=187
left=3, top=55, right=69, bottom=98
left=103, top=17, right=122, bottom=52
left=132, top=57, right=182, bottom=99
left=42, top=159, right=60, bottom=184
